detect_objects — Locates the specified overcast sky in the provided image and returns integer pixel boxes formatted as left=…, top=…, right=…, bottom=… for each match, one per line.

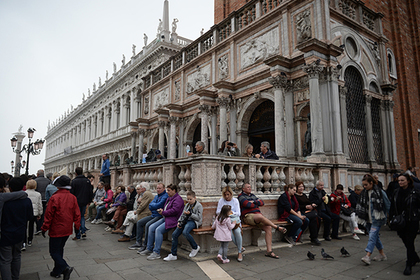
left=0, top=0, right=214, bottom=176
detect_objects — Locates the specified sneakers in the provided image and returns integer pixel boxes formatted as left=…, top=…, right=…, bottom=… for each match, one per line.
left=354, top=228, right=364, bottom=234
left=352, top=234, right=360, bottom=241
left=146, top=252, right=161, bottom=260
left=284, top=235, right=296, bottom=245
left=138, top=248, right=152, bottom=255
left=21, top=243, right=26, bottom=251
left=104, top=226, right=112, bottom=232
left=163, top=253, right=178, bottom=261
left=81, top=233, right=87, bottom=238
left=85, top=217, right=91, bottom=222
left=28, top=241, right=32, bottom=247
left=372, top=254, right=387, bottom=261
left=361, top=255, right=371, bottom=265
left=118, top=235, right=131, bottom=242
left=91, top=219, right=97, bottom=224
left=222, top=258, right=230, bottom=264
left=95, top=219, right=103, bottom=224
left=217, top=254, right=223, bottom=262
left=35, top=230, right=42, bottom=235
left=129, top=243, right=142, bottom=250
left=189, top=245, right=200, bottom=257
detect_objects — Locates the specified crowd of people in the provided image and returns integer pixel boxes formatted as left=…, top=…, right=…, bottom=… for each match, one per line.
left=0, top=145, right=420, bottom=278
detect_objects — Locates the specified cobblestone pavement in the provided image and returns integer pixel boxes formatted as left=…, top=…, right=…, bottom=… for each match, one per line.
left=18, top=223, right=420, bottom=279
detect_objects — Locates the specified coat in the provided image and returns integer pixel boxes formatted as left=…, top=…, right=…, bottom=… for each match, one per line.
left=161, top=193, right=184, bottom=229
left=35, top=176, right=51, bottom=201
left=212, top=217, right=235, bottom=241
left=70, top=175, right=93, bottom=206
left=277, top=192, right=299, bottom=221
left=149, top=191, right=168, bottom=217
left=41, top=188, right=81, bottom=238
left=178, top=201, right=203, bottom=228
left=136, top=190, right=154, bottom=220
left=26, top=189, right=43, bottom=216
left=330, top=191, right=351, bottom=215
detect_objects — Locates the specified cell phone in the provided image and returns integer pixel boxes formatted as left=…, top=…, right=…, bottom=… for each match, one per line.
left=227, top=142, right=233, bottom=146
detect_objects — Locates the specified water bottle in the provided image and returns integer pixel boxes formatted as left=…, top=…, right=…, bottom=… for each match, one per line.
left=211, top=214, right=216, bottom=226
left=186, top=145, right=190, bottom=154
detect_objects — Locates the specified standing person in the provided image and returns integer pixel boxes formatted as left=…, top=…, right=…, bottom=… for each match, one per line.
left=0, top=177, right=32, bottom=280
left=238, top=183, right=286, bottom=259
left=277, top=184, right=308, bottom=245
left=330, top=184, right=364, bottom=241
left=392, top=174, right=420, bottom=275
left=216, top=186, right=244, bottom=261
left=295, top=181, right=320, bottom=245
left=254, top=141, right=279, bottom=160
left=25, top=180, right=43, bottom=248
left=35, top=169, right=50, bottom=235
left=70, top=167, right=93, bottom=240
left=99, top=154, right=110, bottom=185
left=357, top=174, right=390, bottom=266
left=164, top=190, right=202, bottom=261
left=41, top=175, right=81, bottom=280
left=242, top=144, right=255, bottom=158
left=212, top=205, right=236, bottom=264
left=45, top=173, right=60, bottom=203
left=309, top=181, right=340, bottom=241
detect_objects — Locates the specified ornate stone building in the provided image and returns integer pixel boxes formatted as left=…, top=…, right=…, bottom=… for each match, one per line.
left=44, top=0, right=400, bottom=234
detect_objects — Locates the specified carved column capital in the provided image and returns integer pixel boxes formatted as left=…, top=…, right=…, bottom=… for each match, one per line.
left=199, top=104, right=211, bottom=115
left=329, top=66, right=340, bottom=82
left=303, top=62, right=324, bottom=79
left=138, top=128, right=146, bottom=135
left=269, top=75, right=290, bottom=91
left=339, top=86, right=347, bottom=99
left=158, top=120, right=167, bottom=128
left=169, top=116, right=179, bottom=124
left=365, top=94, right=373, bottom=105
left=130, top=131, right=137, bottom=138
left=216, top=97, right=230, bottom=108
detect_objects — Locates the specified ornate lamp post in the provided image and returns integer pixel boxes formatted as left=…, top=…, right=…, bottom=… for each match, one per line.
left=11, top=127, right=45, bottom=176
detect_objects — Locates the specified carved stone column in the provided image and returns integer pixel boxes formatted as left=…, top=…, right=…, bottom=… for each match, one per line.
left=104, top=106, right=110, bottom=134
left=158, top=121, right=166, bottom=153
left=211, top=108, right=218, bottom=155
left=365, top=95, right=376, bottom=164
left=169, top=116, right=179, bottom=159
left=268, top=75, right=288, bottom=158
left=86, top=118, right=91, bottom=142
left=138, top=129, right=145, bottom=161
left=339, top=86, right=350, bottom=159
left=123, top=97, right=130, bottom=126
left=178, top=118, right=185, bottom=157
left=121, top=96, right=128, bottom=127
left=130, top=131, right=137, bottom=159
left=380, top=100, right=390, bottom=167
left=303, top=62, right=325, bottom=155
left=329, top=66, right=343, bottom=154
left=217, top=97, right=229, bottom=143
left=387, top=100, right=399, bottom=167
left=130, top=90, right=137, bottom=122
left=81, top=121, right=86, bottom=145
left=229, top=101, right=237, bottom=144
left=199, top=104, right=210, bottom=147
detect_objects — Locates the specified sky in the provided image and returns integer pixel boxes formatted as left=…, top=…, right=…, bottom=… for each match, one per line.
left=0, top=0, right=214, bottom=176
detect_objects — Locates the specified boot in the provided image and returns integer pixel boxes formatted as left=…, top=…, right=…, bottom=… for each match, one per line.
left=403, top=262, right=412, bottom=276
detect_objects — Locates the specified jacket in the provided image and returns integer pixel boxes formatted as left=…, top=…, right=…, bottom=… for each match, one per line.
left=45, top=184, right=58, bottom=203
left=101, top=159, right=110, bottom=176
left=103, top=189, right=114, bottom=208
left=126, top=190, right=137, bottom=211
left=178, top=201, right=203, bottom=228
left=149, top=191, right=169, bottom=217
left=238, top=191, right=264, bottom=218
left=309, top=187, right=331, bottom=214
left=26, top=189, right=43, bottom=216
left=93, top=188, right=106, bottom=203
left=212, top=217, right=235, bottom=241
left=70, top=175, right=93, bottom=206
left=41, top=189, right=81, bottom=238
left=393, top=187, right=420, bottom=222
left=330, top=191, right=351, bottom=215
left=258, top=149, right=279, bottom=160
left=161, top=193, right=184, bottom=229
left=277, top=192, right=299, bottom=221
left=112, top=192, right=127, bottom=207
left=136, top=190, right=154, bottom=220
left=35, top=176, right=51, bottom=201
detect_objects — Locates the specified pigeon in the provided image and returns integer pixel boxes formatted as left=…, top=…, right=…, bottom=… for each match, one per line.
left=307, top=251, right=316, bottom=260
left=340, top=247, right=350, bottom=257
left=321, top=248, right=334, bottom=260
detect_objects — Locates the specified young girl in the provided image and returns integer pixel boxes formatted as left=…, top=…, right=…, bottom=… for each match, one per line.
left=212, top=205, right=236, bottom=263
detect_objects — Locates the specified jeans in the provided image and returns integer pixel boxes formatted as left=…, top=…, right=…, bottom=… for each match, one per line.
left=286, top=215, right=309, bottom=238
left=27, top=215, right=38, bottom=243
left=88, top=203, right=96, bottom=219
left=49, top=236, right=69, bottom=276
left=171, top=220, right=197, bottom=256
left=231, top=227, right=243, bottom=253
left=77, top=205, right=87, bottom=238
left=147, top=218, right=174, bottom=254
left=95, top=205, right=106, bottom=220
left=136, top=216, right=161, bottom=245
left=218, top=241, right=229, bottom=260
left=0, top=242, right=22, bottom=280
left=365, top=223, right=384, bottom=254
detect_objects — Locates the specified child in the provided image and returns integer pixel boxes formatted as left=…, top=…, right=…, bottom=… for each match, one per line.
left=164, top=190, right=203, bottom=261
left=212, top=205, right=236, bottom=263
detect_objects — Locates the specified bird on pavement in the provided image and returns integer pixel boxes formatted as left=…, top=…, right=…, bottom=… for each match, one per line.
left=340, top=247, right=350, bottom=257
left=321, top=248, right=334, bottom=260
left=307, top=251, right=316, bottom=260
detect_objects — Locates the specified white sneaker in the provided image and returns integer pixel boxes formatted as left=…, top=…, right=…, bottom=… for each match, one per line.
left=91, top=219, right=97, bottom=224
left=95, top=219, right=103, bottom=224
left=147, top=252, right=161, bottom=260
left=372, top=254, right=387, bottom=261
left=189, top=245, right=200, bottom=257
left=361, top=255, right=371, bottom=265
left=163, top=254, right=177, bottom=261
left=352, top=234, right=360, bottom=240
left=354, top=228, right=364, bottom=234
left=105, top=226, right=112, bottom=232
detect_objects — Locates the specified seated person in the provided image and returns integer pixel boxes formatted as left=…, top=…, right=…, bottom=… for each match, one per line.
left=188, top=141, right=208, bottom=156
left=164, top=190, right=202, bottom=261
left=330, top=184, right=364, bottom=240
left=111, top=185, right=137, bottom=233
left=151, top=149, right=166, bottom=161
left=118, top=182, right=154, bottom=241
left=87, top=181, right=105, bottom=221
left=238, top=183, right=286, bottom=259
left=295, top=181, right=320, bottom=245
left=242, top=144, right=255, bottom=158
left=254, top=141, right=279, bottom=160
left=348, top=184, right=363, bottom=209
left=139, top=184, right=184, bottom=260
left=104, top=186, right=127, bottom=231
left=309, top=181, right=340, bottom=241
left=277, top=184, right=308, bottom=245
left=91, top=184, right=113, bottom=224
left=218, top=140, right=240, bottom=156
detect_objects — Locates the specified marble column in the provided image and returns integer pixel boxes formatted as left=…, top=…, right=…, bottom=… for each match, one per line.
left=285, top=89, right=295, bottom=158
left=169, top=116, right=178, bottom=159
left=199, top=105, right=210, bottom=146
left=130, top=90, right=137, bottom=122
left=138, top=129, right=145, bottom=161
left=380, top=100, right=390, bottom=166
left=217, top=97, right=229, bottom=143
left=178, top=119, right=185, bottom=157
left=211, top=108, right=218, bottom=155
left=303, top=62, right=325, bottom=155
left=387, top=101, right=399, bottom=166
left=229, top=101, right=237, bottom=144
left=121, top=96, right=128, bottom=127
left=86, top=118, right=91, bottom=142
left=339, top=86, right=350, bottom=158
left=268, top=75, right=288, bottom=158
left=81, top=122, right=86, bottom=145
left=158, top=121, right=166, bottom=152
left=365, top=95, right=376, bottom=163
left=329, top=67, right=343, bottom=154
left=130, top=131, right=137, bottom=159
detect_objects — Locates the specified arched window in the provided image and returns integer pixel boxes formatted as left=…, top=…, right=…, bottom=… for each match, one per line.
left=387, top=49, right=397, bottom=78
left=344, top=66, right=368, bottom=164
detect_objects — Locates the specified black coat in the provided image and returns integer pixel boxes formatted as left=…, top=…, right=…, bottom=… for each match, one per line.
left=126, top=190, right=137, bottom=211
left=35, top=176, right=51, bottom=201
left=70, top=175, right=93, bottom=207
left=309, top=188, right=331, bottom=214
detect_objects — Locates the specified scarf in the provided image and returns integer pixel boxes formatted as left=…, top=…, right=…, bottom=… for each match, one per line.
left=356, top=185, right=385, bottom=225
left=286, top=191, right=299, bottom=213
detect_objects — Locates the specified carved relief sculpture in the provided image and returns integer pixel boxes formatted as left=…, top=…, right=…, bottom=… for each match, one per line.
left=218, top=55, right=229, bottom=80
left=296, top=10, right=312, bottom=44
left=186, top=65, right=211, bottom=94
left=174, top=81, right=181, bottom=100
left=153, top=88, right=169, bottom=110
left=144, top=96, right=149, bottom=115
left=240, top=28, right=279, bottom=69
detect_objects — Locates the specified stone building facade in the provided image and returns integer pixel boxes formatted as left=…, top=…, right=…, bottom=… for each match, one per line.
left=44, top=0, right=400, bottom=232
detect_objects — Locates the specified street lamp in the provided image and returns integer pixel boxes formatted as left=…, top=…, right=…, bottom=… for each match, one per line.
left=11, top=127, right=45, bottom=176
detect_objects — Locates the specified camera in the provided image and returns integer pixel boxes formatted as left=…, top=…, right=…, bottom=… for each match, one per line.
left=227, top=142, right=234, bottom=146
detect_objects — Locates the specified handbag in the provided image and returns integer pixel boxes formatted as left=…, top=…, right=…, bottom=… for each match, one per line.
left=106, top=206, right=117, bottom=215
left=389, top=212, right=406, bottom=231
left=340, top=204, right=354, bottom=216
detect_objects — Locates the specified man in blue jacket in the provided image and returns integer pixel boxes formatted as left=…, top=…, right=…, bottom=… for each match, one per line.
left=0, top=177, right=33, bottom=280
left=99, top=154, right=110, bottom=184
left=128, top=183, right=168, bottom=252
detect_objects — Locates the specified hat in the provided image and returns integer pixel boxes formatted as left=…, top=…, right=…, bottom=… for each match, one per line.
left=155, top=149, right=161, bottom=155
left=53, top=175, right=71, bottom=188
